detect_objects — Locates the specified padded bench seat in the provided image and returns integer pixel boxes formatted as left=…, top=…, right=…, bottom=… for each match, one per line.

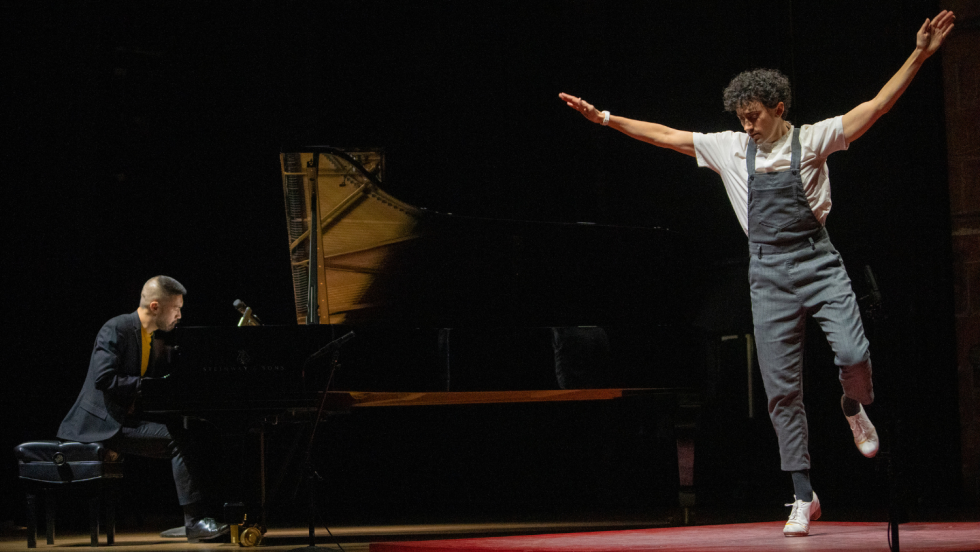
left=14, top=440, right=122, bottom=548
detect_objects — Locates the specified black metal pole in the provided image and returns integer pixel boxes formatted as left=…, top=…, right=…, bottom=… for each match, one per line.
left=307, top=461, right=318, bottom=548
left=307, top=153, right=320, bottom=325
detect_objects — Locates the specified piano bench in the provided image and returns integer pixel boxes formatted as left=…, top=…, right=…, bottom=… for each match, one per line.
left=14, top=440, right=123, bottom=548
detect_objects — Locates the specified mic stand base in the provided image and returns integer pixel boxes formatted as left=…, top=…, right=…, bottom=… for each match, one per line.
left=285, top=465, right=339, bottom=552
left=288, top=347, right=349, bottom=552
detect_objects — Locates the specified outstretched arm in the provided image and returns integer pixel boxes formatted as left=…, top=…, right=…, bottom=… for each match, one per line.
left=842, top=10, right=955, bottom=143
left=558, top=92, right=696, bottom=157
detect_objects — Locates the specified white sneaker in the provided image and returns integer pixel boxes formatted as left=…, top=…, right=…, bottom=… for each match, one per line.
left=784, top=492, right=821, bottom=537
left=842, top=396, right=879, bottom=458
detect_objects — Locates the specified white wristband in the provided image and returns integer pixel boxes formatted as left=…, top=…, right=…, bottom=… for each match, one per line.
left=601, top=110, right=611, bottom=126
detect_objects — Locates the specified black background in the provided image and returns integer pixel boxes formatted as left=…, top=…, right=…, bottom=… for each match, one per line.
left=2, top=0, right=960, bottom=528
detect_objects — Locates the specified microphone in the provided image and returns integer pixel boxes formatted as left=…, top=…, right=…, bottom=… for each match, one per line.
left=307, top=331, right=355, bottom=362
left=233, top=299, right=262, bottom=327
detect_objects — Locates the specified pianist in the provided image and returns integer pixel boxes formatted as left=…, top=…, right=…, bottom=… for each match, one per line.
left=559, top=10, right=954, bottom=537
left=56, top=275, right=229, bottom=542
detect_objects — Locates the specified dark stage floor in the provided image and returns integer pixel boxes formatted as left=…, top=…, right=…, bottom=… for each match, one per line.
left=2, top=506, right=978, bottom=552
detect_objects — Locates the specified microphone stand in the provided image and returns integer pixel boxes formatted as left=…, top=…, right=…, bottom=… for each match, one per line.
left=288, top=332, right=354, bottom=552
left=861, top=265, right=900, bottom=552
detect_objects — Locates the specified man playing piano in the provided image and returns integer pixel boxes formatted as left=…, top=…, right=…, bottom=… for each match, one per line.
left=560, top=10, right=954, bottom=537
left=57, top=276, right=229, bottom=542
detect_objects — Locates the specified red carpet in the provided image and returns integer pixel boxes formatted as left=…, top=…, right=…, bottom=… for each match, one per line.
left=370, top=522, right=980, bottom=551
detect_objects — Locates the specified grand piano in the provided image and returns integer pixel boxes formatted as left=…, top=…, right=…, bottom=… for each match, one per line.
left=280, top=148, right=693, bottom=328
left=142, top=147, right=704, bottom=523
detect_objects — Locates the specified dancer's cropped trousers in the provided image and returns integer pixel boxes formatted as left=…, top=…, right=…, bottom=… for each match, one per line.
left=746, top=129, right=874, bottom=472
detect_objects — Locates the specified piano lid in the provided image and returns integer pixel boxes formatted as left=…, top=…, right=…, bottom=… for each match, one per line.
left=281, top=147, right=696, bottom=327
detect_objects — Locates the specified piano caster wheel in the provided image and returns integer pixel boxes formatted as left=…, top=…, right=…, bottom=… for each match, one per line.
left=240, top=525, right=265, bottom=547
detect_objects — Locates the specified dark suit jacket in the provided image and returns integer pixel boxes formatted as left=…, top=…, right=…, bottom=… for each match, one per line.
left=57, top=312, right=166, bottom=443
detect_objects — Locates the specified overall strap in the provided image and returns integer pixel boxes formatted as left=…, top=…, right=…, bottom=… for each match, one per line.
left=790, top=127, right=801, bottom=171
left=746, top=138, right=757, bottom=175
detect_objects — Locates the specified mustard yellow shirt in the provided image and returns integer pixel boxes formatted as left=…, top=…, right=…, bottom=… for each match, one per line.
left=140, top=325, right=153, bottom=377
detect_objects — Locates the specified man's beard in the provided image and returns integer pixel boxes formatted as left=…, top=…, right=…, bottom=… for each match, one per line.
left=160, top=318, right=179, bottom=332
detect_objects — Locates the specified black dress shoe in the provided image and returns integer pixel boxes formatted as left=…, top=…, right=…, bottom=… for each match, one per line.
left=186, top=518, right=230, bottom=543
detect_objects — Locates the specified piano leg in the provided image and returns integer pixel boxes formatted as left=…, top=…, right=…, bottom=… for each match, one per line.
left=675, top=395, right=700, bottom=524
left=260, top=426, right=267, bottom=528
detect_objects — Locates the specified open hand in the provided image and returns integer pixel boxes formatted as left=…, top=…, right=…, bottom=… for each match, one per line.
left=559, top=92, right=603, bottom=124
left=917, top=10, right=955, bottom=57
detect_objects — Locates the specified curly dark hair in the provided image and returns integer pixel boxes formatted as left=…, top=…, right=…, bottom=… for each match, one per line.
left=723, top=68, right=792, bottom=115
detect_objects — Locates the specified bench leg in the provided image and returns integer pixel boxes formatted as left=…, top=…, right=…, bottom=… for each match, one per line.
left=105, top=483, right=116, bottom=545
left=45, top=488, right=56, bottom=545
left=25, top=491, right=37, bottom=548
left=89, top=494, right=100, bottom=546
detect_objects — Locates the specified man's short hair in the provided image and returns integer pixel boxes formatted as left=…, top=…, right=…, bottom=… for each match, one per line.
left=155, top=275, right=187, bottom=297
left=723, top=68, right=792, bottom=115
left=139, top=275, right=187, bottom=308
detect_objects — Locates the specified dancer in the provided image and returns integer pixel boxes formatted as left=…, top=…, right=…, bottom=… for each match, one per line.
left=559, top=10, right=954, bottom=536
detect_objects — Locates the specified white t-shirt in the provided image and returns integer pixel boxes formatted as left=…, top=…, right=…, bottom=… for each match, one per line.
left=692, top=116, right=849, bottom=235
